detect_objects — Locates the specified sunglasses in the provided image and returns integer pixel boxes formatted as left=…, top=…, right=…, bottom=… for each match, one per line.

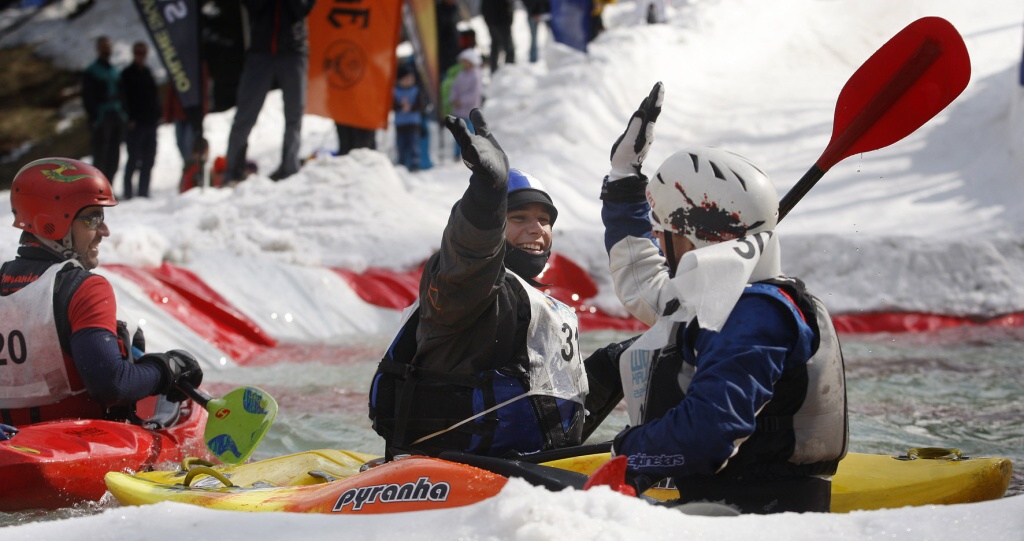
left=77, top=212, right=105, bottom=230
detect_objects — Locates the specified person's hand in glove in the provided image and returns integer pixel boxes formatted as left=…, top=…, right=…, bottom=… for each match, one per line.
left=603, top=82, right=665, bottom=202
left=138, top=349, right=204, bottom=403
left=445, top=108, right=510, bottom=192
left=0, top=423, right=17, bottom=441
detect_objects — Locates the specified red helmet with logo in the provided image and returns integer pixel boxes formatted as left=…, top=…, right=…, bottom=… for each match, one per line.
left=10, top=158, right=117, bottom=241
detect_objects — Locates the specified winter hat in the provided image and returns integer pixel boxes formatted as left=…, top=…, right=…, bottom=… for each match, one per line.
left=507, top=169, right=557, bottom=225
left=458, top=48, right=481, bottom=67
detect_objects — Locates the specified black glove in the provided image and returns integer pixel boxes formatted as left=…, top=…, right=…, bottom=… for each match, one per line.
left=139, top=349, right=204, bottom=403
left=444, top=108, right=510, bottom=192
left=582, top=335, right=640, bottom=441
left=603, top=82, right=664, bottom=202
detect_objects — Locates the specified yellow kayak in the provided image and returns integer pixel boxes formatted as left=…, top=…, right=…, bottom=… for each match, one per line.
left=105, top=447, right=1011, bottom=514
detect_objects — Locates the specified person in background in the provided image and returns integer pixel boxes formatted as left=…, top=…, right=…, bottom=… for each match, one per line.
left=590, top=0, right=612, bottom=42
left=635, top=0, right=667, bottom=24
left=119, top=41, right=160, bottom=199
left=448, top=48, right=483, bottom=159
left=163, top=64, right=209, bottom=164
left=393, top=63, right=426, bottom=172
left=436, top=0, right=462, bottom=77
left=0, top=158, right=204, bottom=428
left=336, top=124, right=376, bottom=155
left=80, top=36, right=125, bottom=183
left=224, top=0, right=317, bottom=183
left=200, top=0, right=246, bottom=113
left=594, top=83, right=848, bottom=513
left=481, top=0, right=515, bottom=72
left=369, top=110, right=588, bottom=459
left=180, top=137, right=210, bottom=193
left=522, top=0, right=550, bottom=63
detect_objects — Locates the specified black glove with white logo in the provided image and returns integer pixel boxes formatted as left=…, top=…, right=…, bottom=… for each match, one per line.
left=603, top=82, right=664, bottom=202
left=139, top=349, right=204, bottom=403
left=445, top=108, right=510, bottom=193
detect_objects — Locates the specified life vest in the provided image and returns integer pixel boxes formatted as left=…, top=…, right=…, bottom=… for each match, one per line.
left=0, top=261, right=109, bottom=424
left=625, top=277, right=848, bottom=480
left=369, top=274, right=588, bottom=458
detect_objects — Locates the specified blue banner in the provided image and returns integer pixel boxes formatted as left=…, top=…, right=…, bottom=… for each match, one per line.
left=550, top=0, right=591, bottom=53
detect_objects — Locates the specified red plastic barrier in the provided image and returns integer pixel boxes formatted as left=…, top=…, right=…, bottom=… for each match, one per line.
left=832, top=311, right=1024, bottom=334
left=332, top=266, right=422, bottom=310
left=105, top=264, right=276, bottom=365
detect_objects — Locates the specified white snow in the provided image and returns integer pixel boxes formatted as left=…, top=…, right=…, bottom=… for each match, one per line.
left=2, top=0, right=1024, bottom=537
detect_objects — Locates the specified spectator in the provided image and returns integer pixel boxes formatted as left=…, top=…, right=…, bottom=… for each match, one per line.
left=522, top=0, right=550, bottom=63
left=336, top=124, right=376, bottom=155
left=635, top=0, right=667, bottom=24
left=481, top=0, right=515, bottom=72
left=224, top=0, right=317, bottom=183
left=200, top=0, right=246, bottom=112
left=436, top=0, right=462, bottom=76
left=209, top=156, right=227, bottom=188
left=590, top=0, right=610, bottom=42
left=80, top=36, right=125, bottom=183
left=119, top=41, right=160, bottom=199
left=180, top=137, right=210, bottom=193
left=448, top=48, right=483, bottom=159
left=393, top=63, right=426, bottom=172
left=0, top=158, right=204, bottom=426
left=163, top=64, right=209, bottom=163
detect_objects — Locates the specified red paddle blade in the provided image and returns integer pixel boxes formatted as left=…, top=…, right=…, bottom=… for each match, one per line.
left=583, top=455, right=637, bottom=497
left=819, top=16, right=971, bottom=170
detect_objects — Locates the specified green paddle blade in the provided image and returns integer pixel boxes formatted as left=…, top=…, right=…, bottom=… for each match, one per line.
left=201, top=386, right=278, bottom=465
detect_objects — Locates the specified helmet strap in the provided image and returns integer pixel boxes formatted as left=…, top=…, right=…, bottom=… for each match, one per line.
left=663, top=231, right=678, bottom=278
left=31, top=233, right=78, bottom=262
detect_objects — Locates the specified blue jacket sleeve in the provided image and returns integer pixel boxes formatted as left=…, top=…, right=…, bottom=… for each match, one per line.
left=71, top=328, right=163, bottom=406
left=601, top=199, right=655, bottom=254
left=614, top=294, right=804, bottom=478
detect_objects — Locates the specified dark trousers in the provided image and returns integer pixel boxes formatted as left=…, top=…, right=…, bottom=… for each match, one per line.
left=336, top=124, right=376, bottom=155
left=123, top=122, right=157, bottom=199
left=90, top=113, right=123, bottom=183
left=395, top=125, right=420, bottom=171
left=486, top=22, right=515, bottom=72
left=226, top=51, right=308, bottom=181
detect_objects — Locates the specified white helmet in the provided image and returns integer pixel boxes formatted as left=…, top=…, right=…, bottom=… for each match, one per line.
left=647, top=147, right=778, bottom=250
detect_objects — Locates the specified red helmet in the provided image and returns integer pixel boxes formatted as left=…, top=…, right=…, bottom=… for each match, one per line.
left=10, top=158, right=117, bottom=241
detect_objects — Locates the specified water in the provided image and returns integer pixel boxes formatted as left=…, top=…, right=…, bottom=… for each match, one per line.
left=2, top=327, right=1022, bottom=526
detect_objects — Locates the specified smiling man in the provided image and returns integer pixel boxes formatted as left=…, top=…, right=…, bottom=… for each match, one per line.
left=369, top=109, right=589, bottom=459
left=0, top=158, right=202, bottom=429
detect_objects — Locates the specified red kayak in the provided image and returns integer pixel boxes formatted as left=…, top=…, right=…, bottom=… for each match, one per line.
left=0, top=395, right=210, bottom=512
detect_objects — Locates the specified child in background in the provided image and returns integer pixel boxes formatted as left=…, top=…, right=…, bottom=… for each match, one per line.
left=210, top=156, right=227, bottom=188
left=393, top=63, right=425, bottom=172
left=179, top=137, right=209, bottom=193
left=448, top=48, right=483, bottom=159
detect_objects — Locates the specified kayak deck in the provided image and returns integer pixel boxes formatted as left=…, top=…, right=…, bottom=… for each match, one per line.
left=1, top=397, right=209, bottom=512
left=105, top=447, right=1012, bottom=514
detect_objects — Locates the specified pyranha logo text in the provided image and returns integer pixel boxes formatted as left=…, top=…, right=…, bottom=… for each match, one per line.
left=333, top=476, right=451, bottom=511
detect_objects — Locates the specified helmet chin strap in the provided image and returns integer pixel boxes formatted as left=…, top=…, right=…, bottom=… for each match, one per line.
left=32, top=232, right=79, bottom=263
left=663, top=231, right=678, bottom=278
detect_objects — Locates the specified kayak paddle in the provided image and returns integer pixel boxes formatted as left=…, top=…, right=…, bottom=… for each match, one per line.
left=778, top=16, right=971, bottom=221
left=181, top=382, right=278, bottom=465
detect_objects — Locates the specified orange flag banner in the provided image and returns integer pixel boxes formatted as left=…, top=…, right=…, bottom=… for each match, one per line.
left=307, top=0, right=403, bottom=130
